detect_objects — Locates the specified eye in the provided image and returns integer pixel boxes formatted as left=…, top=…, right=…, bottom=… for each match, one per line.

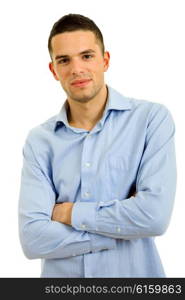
left=83, top=54, right=93, bottom=60
left=58, top=58, right=70, bottom=64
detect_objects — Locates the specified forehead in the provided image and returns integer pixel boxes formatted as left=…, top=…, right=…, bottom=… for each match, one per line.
left=51, top=30, right=100, bottom=56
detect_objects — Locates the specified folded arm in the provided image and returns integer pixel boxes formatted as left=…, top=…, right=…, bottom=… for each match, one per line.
left=70, top=105, right=177, bottom=239
left=18, top=138, right=116, bottom=260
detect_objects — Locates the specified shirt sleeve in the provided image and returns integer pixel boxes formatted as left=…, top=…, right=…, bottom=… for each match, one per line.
left=72, top=104, right=177, bottom=240
left=18, top=135, right=116, bottom=260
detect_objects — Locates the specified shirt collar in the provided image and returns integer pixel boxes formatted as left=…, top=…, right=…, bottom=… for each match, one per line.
left=54, top=85, right=132, bottom=131
left=105, top=85, right=132, bottom=111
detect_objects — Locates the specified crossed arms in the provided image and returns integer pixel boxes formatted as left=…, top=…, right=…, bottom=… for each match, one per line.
left=18, top=104, right=176, bottom=260
left=51, top=195, right=135, bottom=225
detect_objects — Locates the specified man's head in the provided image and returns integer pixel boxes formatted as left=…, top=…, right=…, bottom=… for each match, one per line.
left=48, top=14, right=110, bottom=103
left=48, top=14, right=105, bottom=58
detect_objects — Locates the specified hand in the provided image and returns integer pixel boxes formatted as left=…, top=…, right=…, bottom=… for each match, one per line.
left=51, top=202, right=74, bottom=225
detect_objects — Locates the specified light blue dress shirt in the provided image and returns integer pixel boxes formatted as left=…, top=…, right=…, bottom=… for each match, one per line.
left=18, top=86, right=176, bottom=277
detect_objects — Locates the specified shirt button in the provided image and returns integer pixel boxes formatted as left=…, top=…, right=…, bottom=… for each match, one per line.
left=85, top=162, right=91, bottom=167
left=117, top=227, right=121, bottom=233
left=81, top=224, right=86, bottom=229
left=84, top=192, right=91, bottom=198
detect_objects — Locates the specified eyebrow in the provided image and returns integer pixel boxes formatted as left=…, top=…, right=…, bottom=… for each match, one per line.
left=55, top=49, right=96, bottom=60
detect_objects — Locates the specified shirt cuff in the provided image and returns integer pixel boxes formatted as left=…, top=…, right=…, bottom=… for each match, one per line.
left=89, top=232, right=116, bottom=252
left=71, top=201, right=116, bottom=252
left=72, top=202, right=97, bottom=231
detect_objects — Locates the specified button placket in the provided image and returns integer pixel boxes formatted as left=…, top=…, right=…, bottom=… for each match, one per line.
left=81, top=134, right=94, bottom=200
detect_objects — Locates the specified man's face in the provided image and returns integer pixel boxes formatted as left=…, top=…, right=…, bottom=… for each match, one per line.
left=49, top=30, right=110, bottom=103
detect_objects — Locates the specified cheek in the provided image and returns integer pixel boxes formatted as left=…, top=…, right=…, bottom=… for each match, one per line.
left=56, top=68, right=68, bottom=82
left=97, top=60, right=105, bottom=72
left=94, top=67, right=105, bottom=80
left=91, top=63, right=104, bottom=76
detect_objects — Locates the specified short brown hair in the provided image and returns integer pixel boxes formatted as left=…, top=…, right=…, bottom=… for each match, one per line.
left=48, top=14, right=105, bottom=58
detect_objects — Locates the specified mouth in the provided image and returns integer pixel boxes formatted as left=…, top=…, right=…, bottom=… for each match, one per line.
left=71, top=79, right=92, bottom=88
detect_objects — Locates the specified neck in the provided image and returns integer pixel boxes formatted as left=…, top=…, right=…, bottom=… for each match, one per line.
left=67, top=85, right=108, bottom=130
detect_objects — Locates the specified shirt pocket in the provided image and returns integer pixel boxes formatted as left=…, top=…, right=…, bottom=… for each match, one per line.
left=107, top=155, right=129, bottom=170
left=104, top=155, right=129, bottom=198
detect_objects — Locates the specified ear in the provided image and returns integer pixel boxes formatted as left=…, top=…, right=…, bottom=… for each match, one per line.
left=103, top=51, right=110, bottom=72
left=49, top=62, right=59, bottom=81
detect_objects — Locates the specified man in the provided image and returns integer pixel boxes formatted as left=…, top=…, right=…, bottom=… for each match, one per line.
left=18, top=14, right=177, bottom=277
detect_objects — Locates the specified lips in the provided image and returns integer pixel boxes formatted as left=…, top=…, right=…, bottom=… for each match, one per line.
left=71, top=79, right=92, bottom=87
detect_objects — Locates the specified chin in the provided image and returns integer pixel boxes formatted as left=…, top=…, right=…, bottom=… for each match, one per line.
left=72, top=96, right=95, bottom=103
left=69, top=90, right=96, bottom=103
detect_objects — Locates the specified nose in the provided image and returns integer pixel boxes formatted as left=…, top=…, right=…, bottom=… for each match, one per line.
left=70, top=58, right=85, bottom=76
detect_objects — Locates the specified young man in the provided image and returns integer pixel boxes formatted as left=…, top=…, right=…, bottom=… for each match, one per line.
left=18, top=14, right=177, bottom=277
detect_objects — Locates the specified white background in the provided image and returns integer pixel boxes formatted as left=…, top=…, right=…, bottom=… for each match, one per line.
left=0, top=0, right=184, bottom=277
